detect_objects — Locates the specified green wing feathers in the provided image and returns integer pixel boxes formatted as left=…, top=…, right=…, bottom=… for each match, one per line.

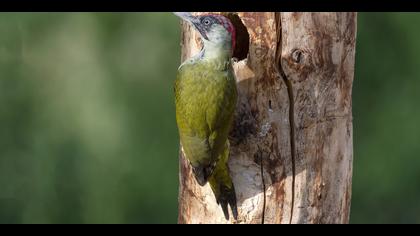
left=175, top=60, right=238, bottom=219
left=175, top=61, right=237, bottom=180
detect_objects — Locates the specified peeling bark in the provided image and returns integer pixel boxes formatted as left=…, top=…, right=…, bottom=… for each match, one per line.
left=177, top=12, right=357, bottom=224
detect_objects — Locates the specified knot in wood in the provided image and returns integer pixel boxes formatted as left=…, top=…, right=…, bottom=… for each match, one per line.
left=281, top=48, right=313, bottom=82
left=291, top=49, right=304, bottom=64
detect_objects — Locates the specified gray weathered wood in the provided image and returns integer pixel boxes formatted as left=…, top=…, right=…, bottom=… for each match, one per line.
left=177, top=12, right=357, bottom=224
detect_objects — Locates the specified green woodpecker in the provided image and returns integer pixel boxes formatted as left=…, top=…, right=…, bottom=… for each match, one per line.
left=174, top=12, right=238, bottom=220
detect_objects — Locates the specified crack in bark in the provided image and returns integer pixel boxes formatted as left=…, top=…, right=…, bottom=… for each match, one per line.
left=275, top=12, right=296, bottom=224
left=283, top=77, right=296, bottom=224
left=254, top=146, right=266, bottom=224
left=260, top=150, right=266, bottom=224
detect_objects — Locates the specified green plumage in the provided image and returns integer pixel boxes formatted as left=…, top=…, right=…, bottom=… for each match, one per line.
left=175, top=56, right=238, bottom=220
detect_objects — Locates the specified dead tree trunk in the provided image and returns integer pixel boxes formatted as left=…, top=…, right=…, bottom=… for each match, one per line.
left=177, top=12, right=357, bottom=224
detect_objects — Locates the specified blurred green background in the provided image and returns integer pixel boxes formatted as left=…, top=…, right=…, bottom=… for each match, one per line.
left=0, top=12, right=418, bottom=224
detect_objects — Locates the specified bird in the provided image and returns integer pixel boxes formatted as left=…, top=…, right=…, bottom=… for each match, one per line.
left=174, top=12, right=238, bottom=220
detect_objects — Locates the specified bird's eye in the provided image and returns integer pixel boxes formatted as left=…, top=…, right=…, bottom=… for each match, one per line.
left=203, top=19, right=211, bottom=25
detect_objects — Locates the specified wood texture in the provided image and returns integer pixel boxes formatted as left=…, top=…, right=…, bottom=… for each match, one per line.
left=177, top=12, right=357, bottom=224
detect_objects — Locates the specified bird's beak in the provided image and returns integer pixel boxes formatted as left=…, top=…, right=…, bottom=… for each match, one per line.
left=174, top=12, right=209, bottom=40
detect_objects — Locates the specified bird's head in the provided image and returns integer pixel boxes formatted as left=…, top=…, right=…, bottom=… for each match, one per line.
left=174, top=12, right=236, bottom=53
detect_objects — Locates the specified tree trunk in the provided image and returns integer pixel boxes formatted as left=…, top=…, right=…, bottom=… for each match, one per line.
left=177, top=12, right=357, bottom=224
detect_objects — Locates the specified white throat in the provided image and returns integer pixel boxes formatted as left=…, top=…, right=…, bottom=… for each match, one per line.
left=202, top=40, right=232, bottom=60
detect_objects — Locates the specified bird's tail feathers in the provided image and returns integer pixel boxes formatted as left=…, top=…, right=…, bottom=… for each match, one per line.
left=209, top=142, right=238, bottom=220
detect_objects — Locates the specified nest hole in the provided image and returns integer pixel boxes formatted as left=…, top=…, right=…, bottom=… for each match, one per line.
left=225, top=13, right=250, bottom=61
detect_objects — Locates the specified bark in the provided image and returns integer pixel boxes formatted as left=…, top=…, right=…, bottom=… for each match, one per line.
left=177, top=12, right=357, bottom=224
